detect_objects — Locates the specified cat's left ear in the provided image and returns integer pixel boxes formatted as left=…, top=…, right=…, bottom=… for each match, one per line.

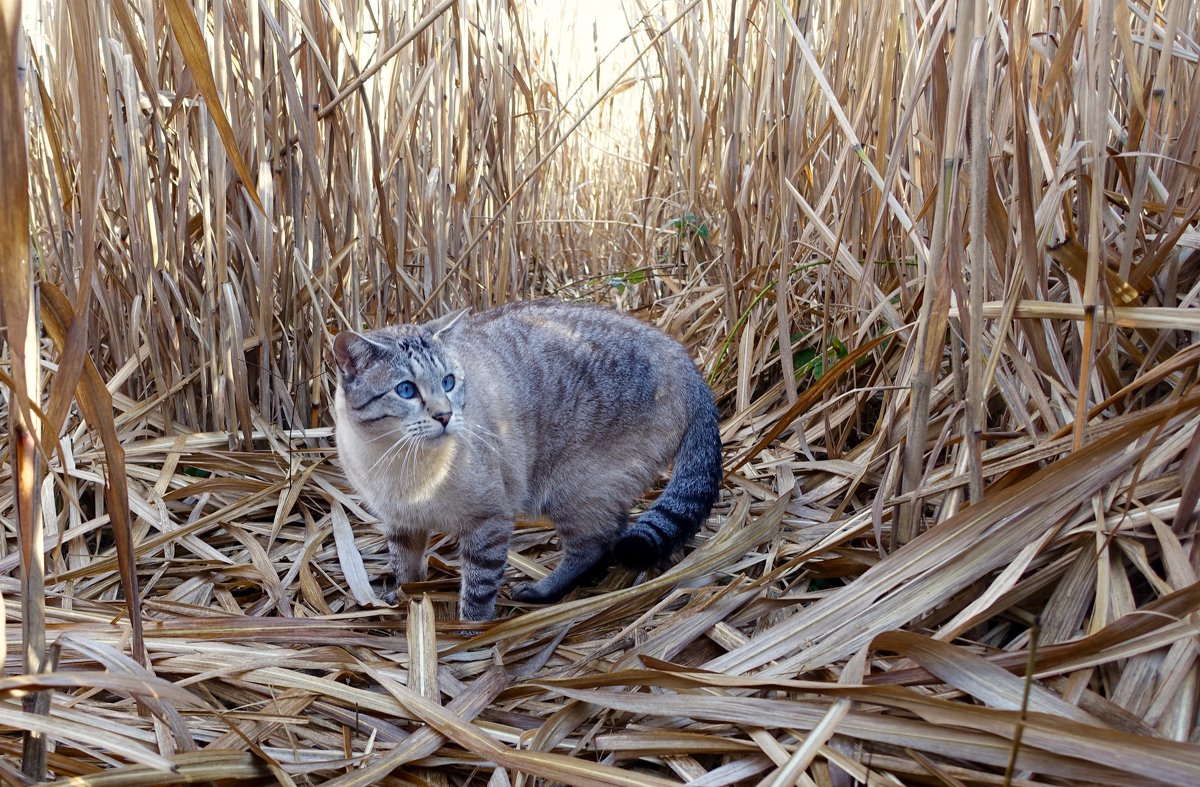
left=333, top=331, right=382, bottom=378
left=425, top=309, right=469, bottom=340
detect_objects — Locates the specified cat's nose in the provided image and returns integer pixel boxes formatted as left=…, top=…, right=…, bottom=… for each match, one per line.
left=432, top=411, right=452, bottom=427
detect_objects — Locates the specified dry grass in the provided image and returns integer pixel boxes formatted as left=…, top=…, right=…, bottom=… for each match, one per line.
left=2, top=0, right=1200, bottom=783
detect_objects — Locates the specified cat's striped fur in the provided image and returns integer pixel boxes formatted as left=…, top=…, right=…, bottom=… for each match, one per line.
left=333, top=300, right=722, bottom=622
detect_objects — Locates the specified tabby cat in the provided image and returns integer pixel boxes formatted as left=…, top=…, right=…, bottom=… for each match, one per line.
left=333, top=300, right=722, bottom=622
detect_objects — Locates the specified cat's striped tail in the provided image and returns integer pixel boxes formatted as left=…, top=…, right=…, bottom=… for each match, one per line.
left=613, top=383, right=723, bottom=569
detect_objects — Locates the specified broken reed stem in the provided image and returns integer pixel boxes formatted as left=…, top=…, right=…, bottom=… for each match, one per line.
left=1003, top=617, right=1041, bottom=787
left=1073, top=0, right=1115, bottom=451
left=15, top=421, right=46, bottom=781
left=966, top=1, right=989, bottom=504
left=0, top=0, right=49, bottom=777
left=900, top=1, right=974, bottom=545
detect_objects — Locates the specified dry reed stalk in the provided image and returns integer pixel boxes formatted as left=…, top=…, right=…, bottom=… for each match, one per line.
left=0, top=0, right=49, bottom=779
left=0, top=0, right=1198, bottom=783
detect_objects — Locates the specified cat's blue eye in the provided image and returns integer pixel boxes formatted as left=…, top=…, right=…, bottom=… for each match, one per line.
left=395, top=381, right=417, bottom=399
left=442, top=374, right=456, bottom=392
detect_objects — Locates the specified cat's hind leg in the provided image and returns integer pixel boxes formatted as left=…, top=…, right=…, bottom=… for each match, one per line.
left=510, top=515, right=616, bottom=604
left=574, top=512, right=625, bottom=587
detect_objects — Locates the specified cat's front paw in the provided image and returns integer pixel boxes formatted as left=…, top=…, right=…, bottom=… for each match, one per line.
left=509, top=581, right=555, bottom=604
left=391, top=565, right=427, bottom=584
left=458, top=598, right=497, bottom=625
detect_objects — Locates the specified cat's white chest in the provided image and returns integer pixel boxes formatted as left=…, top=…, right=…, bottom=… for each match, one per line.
left=343, top=430, right=450, bottom=493
left=338, top=429, right=478, bottom=532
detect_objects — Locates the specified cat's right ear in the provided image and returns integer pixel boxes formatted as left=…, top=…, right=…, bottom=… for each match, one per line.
left=333, top=331, right=377, bottom=379
left=425, top=309, right=469, bottom=340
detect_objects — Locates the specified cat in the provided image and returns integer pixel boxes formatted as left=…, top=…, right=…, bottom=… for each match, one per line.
left=332, top=300, right=722, bottom=623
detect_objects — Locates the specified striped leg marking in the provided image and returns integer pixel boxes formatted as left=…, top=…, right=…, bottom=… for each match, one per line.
left=458, top=517, right=514, bottom=622
left=383, top=528, right=428, bottom=603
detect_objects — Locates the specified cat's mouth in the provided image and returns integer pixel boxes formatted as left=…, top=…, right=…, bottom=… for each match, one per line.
left=418, top=423, right=454, bottom=441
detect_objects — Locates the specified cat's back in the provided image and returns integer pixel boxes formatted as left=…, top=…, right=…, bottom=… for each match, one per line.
left=463, top=300, right=693, bottom=372
left=451, top=300, right=709, bottom=519
left=457, top=300, right=701, bottom=472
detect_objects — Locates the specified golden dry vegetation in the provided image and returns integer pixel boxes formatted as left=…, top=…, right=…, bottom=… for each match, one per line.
left=2, top=0, right=1200, bottom=784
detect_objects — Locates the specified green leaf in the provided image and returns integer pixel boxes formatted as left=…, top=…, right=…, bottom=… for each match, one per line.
left=667, top=214, right=711, bottom=240
left=794, top=347, right=820, bottom=376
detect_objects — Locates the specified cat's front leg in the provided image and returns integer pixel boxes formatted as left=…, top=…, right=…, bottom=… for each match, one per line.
left=383, top=527, right=428, bottom=604
left=458, top=517, right=514, bottom=622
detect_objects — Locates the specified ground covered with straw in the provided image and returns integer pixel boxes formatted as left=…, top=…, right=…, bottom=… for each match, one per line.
left=2, top=0, right=1200, bottom=784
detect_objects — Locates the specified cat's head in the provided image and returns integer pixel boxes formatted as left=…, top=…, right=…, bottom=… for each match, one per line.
left=333, top=310, right=468, bottom=442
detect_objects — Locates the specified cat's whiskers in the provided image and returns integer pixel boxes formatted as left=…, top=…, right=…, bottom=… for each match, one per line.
left=363, top=429, right=420, bottom=483
left=464, top=421, right=499, bottom=439
left=344, top=422, right=403, bottom=473
left=360, top=422, right=408, bottom=444
left=354, top=423, right=407, bottom=471
left=394, top=430, right=425, bottom=480
left=459, top=423, right=499, bottom=456
left=361, top=440, right=407, bottom=484
left=454, top=417, right=497, bottom=442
